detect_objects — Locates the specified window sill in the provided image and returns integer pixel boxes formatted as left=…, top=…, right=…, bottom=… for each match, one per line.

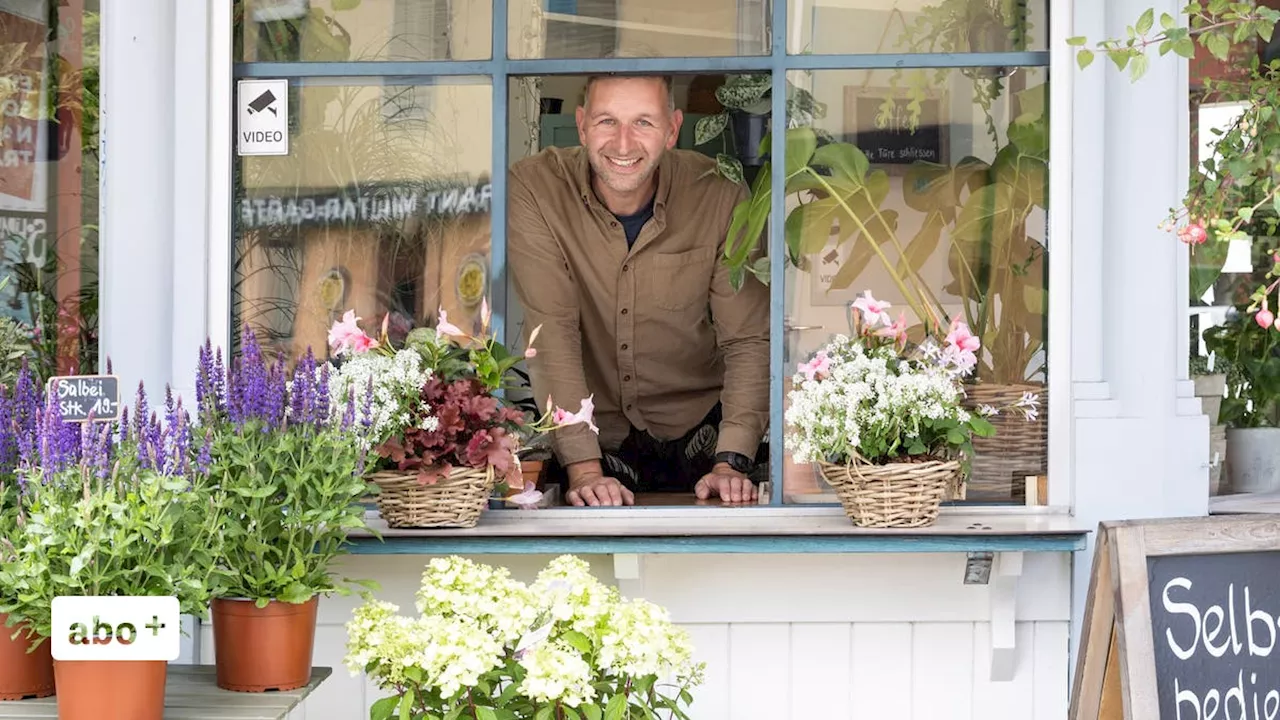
left=345, top=505, right=1088, bottom=555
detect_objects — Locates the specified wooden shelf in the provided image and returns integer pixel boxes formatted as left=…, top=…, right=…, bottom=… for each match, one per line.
left=0, top=666, right=331, bottom=720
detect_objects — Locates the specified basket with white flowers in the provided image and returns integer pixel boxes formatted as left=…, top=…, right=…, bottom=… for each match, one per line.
left=785, top=290, right=1035, bottom=528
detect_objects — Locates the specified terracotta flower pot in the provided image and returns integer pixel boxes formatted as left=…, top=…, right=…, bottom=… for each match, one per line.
left=53, top=659, right=166, bottom=720
left=212, top=596, right=318, bottom=692
left=0, top=614, right=55, bottom=700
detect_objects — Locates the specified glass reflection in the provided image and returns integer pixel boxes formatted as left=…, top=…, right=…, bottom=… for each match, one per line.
left=508, top=0, right=769, bottom=59
left=233, top=80, right=493, bottom=364
left=235, top=0, right=492, bottom=62
left=788, top=0, right=1048, bottom=56
left=771, top=67, right=1049, bottom=503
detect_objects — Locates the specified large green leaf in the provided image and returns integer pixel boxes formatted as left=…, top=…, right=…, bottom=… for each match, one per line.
left=828, top=210, right=900, bottom=291
left=785, top=127, right=818, bottom=178
left=898, top=211, right=946, bottom=277
left=1190, top=240, right=1231, bottom=301
left=811, top=142, right=870, bottom=185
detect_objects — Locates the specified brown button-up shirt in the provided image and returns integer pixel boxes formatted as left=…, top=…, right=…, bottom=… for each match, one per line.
left=507, top=146, right=770, bottom=467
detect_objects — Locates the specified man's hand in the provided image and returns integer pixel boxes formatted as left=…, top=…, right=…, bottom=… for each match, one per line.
left=695, top=462, right=758, bottom=504
left=565, top=460, right=634, bottom=506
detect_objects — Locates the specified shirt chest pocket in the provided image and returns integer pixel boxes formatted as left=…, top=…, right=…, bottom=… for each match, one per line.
left=648, top=248, right=716, bottom=312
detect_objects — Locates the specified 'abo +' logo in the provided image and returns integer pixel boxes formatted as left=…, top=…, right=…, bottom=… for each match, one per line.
left=51, top=596, right=180, bottom=661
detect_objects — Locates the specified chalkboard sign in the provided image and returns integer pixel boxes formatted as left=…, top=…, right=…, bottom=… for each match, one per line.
left=845, top=87, right=948, bottom=166
left=46, top=374, right=121, bottom=422
left=1148, top=550, right=1280, bottom=719
left=1070, top=516, right=1280, bottom=720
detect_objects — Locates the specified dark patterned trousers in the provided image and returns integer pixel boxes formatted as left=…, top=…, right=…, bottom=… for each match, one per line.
left=547, top=403, right=770, bottom=494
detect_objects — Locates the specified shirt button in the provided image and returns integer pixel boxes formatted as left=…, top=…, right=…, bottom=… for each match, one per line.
left=611, top=221, right=618, bottom=228
left=626, top=404, right=633, bottom=410
left=622, top=264, right=629, bottom=272
left=621, top=343, right=628, bottom=350
left=621, top=308, right=628, bottom=315
left=624, top=374, right=631, bottom=381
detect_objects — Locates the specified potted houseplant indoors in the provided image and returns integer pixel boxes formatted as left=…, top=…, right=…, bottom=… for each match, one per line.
left=345, top=554, right=705, bottom=720
left=327, top=302, right=596, bottom=527
left=783, top=290, right=1036, bottom=527
left=194, top=326, right=378, bottom=693
left=0, top=383, right=226, bottom=720
left=0, top=363, right=51, bottom=701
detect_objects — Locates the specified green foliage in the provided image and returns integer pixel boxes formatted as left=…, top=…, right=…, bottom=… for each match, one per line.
left=206, top=418, right=377, bottom=606
left=1205, top=307, right=1280, bottom=427
left=0, top=465, right=228, bottom=640
left=1072, top=3, right=1280, bottom=303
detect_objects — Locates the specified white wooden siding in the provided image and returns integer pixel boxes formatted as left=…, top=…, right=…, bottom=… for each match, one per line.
left=197, top=554, right=1073, bottom=720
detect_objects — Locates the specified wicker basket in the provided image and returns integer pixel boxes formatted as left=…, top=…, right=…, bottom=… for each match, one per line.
left=962, top=383, right=1047, bottom=502
left=817, top=457, right=961, bottom=528
left=370, top=466, right=496, bottom=528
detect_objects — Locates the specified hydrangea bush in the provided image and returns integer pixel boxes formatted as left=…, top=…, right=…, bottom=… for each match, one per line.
left=345, top=555, right=703, bottom=720
left=785, top=290, right=1036, bottom=469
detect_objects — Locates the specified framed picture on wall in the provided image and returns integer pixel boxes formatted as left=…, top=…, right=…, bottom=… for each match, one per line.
left=842, top=86, right=950, bottom=173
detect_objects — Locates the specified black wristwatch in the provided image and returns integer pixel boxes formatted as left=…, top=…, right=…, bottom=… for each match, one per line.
left=714, top=451, right=754, bottom=475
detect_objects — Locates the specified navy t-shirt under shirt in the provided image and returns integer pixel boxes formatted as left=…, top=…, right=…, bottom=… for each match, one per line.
left=614, top=197, right=655, bottom=248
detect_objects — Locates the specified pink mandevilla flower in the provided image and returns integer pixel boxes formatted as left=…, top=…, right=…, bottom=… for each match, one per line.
left=852, top=290, right=892, bottom=327
left=327, top=310, right=376, bottom=354
left=945, top=318, right=980, bottom=353
left=874, top=312, right=908, bottom=347
left=550, top=394, right=599, bottom=434
left=797, top=349, right=832, bottom=382
left=524, top=324, right=542, bottom=359
left=436, top=308, right=466, bottom=338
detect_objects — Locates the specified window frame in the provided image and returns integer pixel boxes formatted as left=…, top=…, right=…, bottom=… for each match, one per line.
left=218, top=0, right=1074, bottom=514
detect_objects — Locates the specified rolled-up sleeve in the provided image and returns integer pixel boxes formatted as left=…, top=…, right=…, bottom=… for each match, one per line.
left=709, top=185, right=771, bottom=458
left=506, top=171, right=602, bottom=466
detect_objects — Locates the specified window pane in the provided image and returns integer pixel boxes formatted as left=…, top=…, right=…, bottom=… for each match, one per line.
left=510, top=0, right=769, bottom=59
left=233, top=79, right=493, bottom=362
left=504, top=73, right=774, bottom=507
left=0, top=1, right=101, bottom=382
left=788, top=0, right=1048, bottom=55
left=235, top=0, right=492, bottom=62
left=777, top=67, right=1049, bottom=504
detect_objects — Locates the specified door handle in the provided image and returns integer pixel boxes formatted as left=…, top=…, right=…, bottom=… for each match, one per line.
left=784, top=323, right=824, bottom=333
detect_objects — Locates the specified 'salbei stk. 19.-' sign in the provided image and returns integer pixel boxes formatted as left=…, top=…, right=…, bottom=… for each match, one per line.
left=1070, top=516, right=1280, bottom=720
left=46, top=374, right=120, bottom=422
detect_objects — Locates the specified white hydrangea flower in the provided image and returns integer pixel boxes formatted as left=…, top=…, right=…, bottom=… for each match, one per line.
left=415, top=556, right=540, bottom=648
left=517, top=640, right=597, bottom=707
left=597, top=598, right=697, bottom=680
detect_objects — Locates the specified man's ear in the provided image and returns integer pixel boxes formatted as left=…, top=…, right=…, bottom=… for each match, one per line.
left=575, top=105, right=587, bottom=145
left=667, top=109, right=684, bottom=149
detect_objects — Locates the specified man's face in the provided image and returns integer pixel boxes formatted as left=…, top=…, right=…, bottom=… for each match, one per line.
left=576, top=76, right=683, bottom=200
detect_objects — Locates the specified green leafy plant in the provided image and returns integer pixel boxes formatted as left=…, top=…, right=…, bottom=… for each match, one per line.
left=1205, top=304, right=1280, bottom=428
left=904, top=84, right=1049, bottom=383
left=195, top=326, right=378, bottom=607
left=891, top=0, right=1035, bottom=144
left=346, top=555, right=703, bottom=720
left=1069, top=3, right=1280, bottom=317
left=692, top=73, right=828, bottom=187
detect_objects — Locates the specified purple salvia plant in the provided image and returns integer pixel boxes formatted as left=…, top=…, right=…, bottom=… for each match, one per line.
left=315, top=362, right=330, bottom=424
left=196, top=428, right=213, bottom=475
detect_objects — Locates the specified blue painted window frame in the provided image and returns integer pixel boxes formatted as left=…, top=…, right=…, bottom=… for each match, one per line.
left=231, top=0, right=1051, bottom=507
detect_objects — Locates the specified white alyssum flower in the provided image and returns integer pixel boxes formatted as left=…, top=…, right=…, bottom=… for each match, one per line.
left=327, top=349, right=433, bottom=448
left=784, top=335, right=968, bottom=465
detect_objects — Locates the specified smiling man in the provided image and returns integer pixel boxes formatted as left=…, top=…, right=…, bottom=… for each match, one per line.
left=507, top=72, right=770, bottom=506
